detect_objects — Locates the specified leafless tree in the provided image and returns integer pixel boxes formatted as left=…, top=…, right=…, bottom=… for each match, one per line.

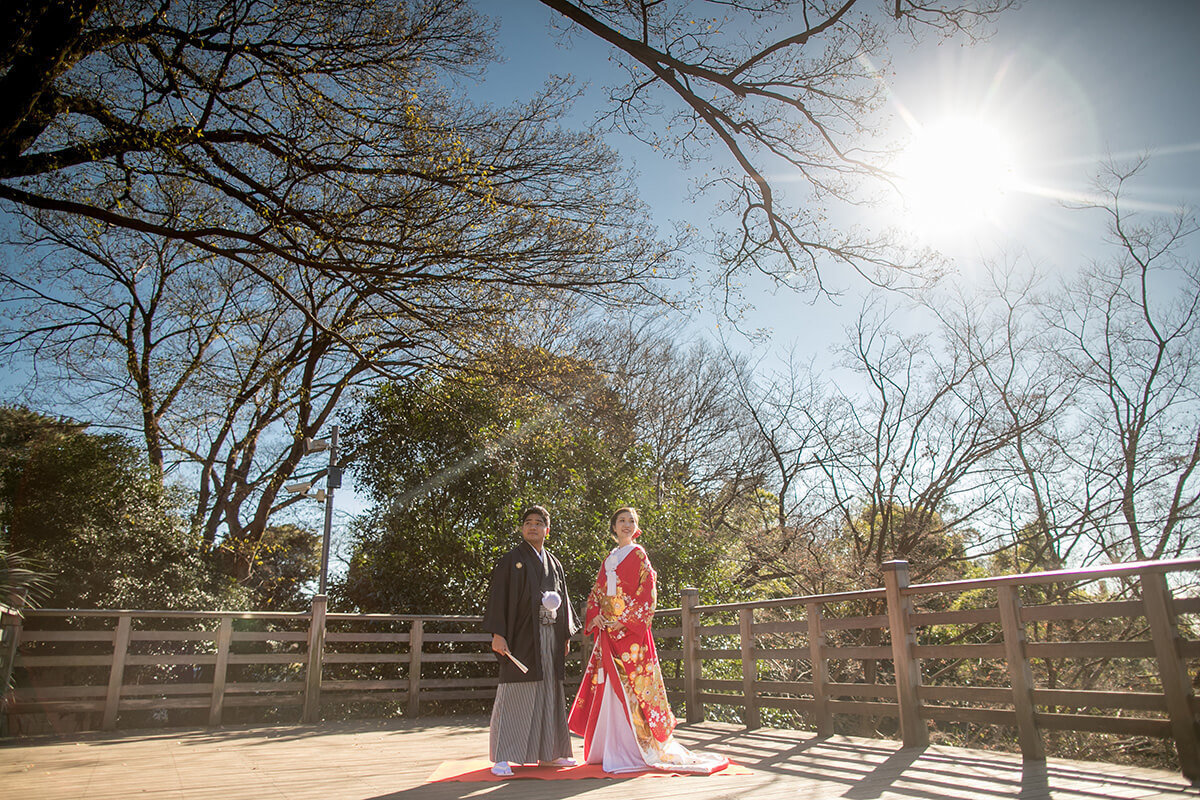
left=921, top=265, right=1074, bottom=569
left=1, top=202, right=421, bottom=577
left=711, top=349, right=836, bottom=595
left=0, top=0, right=671, bottom=332
left=809, top=302, right=1022, bottom=583
left=719, top=293, right=1056, bottom=593
left=1038, top=160, right=1200, bottom=564
left=2, top=0, right=1018, bottom=319
left=575, top=322, right=766, bottom=499
left=724, top=161, right=1200, bottom=588
left=539, top=0, right=1015, bottom=297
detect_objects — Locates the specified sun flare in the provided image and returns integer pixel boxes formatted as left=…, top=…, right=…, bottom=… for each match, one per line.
left=895, top=117, right=1018, bottom=237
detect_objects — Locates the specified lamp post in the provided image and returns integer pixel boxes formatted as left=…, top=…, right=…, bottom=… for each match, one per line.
left=318, top=425, right=340, bottom=596
left=289, top=426, right=340, bottom=725
left=288, top=425, right=341, bottom=596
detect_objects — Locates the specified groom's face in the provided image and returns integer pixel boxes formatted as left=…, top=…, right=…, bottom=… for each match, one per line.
left=521, top=513, right=549, bottom=549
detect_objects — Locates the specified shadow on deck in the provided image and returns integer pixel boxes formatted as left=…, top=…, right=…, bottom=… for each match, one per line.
left=1, top=717, right=1196, bottom=800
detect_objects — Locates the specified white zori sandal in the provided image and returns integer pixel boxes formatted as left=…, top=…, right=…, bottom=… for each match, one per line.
left=490, top=761, right=514, bottom=777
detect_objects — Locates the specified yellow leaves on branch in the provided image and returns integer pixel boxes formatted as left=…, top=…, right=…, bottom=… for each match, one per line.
left=401, top=90, right=500, bottom=210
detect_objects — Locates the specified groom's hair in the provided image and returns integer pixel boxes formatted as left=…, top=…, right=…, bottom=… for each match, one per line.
left=520, top=505, right=550, bottom=526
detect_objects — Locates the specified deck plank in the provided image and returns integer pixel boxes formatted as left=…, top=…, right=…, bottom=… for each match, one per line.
left=1, top=717, right=1195, bottom=800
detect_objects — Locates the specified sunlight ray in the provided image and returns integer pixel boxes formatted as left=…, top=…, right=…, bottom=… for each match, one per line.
left=389, top=403, right=562, bottom=508
left=1016, top=181, right=1191, bottom=214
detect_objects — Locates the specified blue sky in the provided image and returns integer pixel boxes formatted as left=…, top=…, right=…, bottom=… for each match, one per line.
left=475, top=1, right=1200, bottom=353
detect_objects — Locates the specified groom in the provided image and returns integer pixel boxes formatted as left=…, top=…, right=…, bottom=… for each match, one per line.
left=482, top=505, right=579, bottom=776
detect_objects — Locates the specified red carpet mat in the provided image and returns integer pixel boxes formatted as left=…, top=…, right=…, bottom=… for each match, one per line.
left=428, top=758, right=751, bottom=782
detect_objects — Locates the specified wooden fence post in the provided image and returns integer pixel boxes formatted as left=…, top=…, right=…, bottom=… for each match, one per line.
left=1141, top=570, right=1200, bottom=779
left=0, top=604, right=24, bottom=737
left=102, top=614, right=132, bottom=730
left=407, top=619, right=423, bottom=718
left=807, top=601, right=832, bottom=736
left=302, top=594, right=327, bottom=724
left=208, top=616, right=233, bottom=727
left=883, top=560, right=927, bottom=748
left=997, top=583, right=1044, bottom=760
left=860, top=625, right=880, bottom=737
left=739, top=608, right=759, bottom=729
left=681, top=587, right=702, bottom=723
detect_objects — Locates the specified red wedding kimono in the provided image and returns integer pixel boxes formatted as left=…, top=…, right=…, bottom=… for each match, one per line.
left=568, top=543, right=727, bottom=774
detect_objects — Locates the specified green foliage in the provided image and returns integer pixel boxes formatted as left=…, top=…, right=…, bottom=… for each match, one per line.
left=844, top=502, right=981, bottom=591
left=0, top=534, right=49, bottom=609
left=336, top=363, right=733, bottom=615
left=0, top=406, right=228, bottom=609
left=215, top=524, right=321, bottom=611
left=632, top=483, right=736, bottom=608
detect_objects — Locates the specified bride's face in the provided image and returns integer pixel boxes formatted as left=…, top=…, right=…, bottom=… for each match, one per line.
left=612, top=511, right=638, bottom=545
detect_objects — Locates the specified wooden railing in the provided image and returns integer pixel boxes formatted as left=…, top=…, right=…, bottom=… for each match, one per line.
left=669, top=558, right=1200, bottom=778
left=5, top=558, right=1199, bottom=777
left=4, top=599, right=521, bottom=735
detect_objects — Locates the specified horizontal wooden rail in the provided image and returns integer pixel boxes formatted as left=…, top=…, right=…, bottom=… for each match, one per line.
left=904, top=557, right=1200, bottom=596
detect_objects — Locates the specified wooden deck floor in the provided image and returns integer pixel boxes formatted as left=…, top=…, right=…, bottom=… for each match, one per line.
left=2, top=717, right=1196, bottom=800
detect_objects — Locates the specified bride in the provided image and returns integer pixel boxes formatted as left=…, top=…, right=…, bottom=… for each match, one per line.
left=567, top=507, right=728, bottom=774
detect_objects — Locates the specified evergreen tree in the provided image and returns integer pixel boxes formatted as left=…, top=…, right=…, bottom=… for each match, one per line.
left=0, top=406, right=229, bottom=609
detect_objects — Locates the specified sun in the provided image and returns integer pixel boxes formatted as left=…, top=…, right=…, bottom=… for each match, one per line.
left=894, top=117, right=1018, bottom=238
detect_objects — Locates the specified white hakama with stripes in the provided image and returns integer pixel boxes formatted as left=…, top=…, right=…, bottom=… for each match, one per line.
left=488, top=623, right=572, bottom=763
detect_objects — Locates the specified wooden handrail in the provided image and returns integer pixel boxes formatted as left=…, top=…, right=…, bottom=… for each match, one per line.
left=27, top=609, right=311, bottom=619
left=690, top=587, right=887, bottom=613
left=20, top=609, right=483, bottom=622
left=903, top=556, right=1200, bottom=596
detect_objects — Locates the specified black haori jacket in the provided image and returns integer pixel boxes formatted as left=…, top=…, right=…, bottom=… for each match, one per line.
left=482, top=541, right=580, bottom=683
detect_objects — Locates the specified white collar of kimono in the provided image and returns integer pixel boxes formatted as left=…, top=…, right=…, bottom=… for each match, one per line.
left=604, top=543, right=636, bottom=595
left=525, top=541, right=546, bottom=566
